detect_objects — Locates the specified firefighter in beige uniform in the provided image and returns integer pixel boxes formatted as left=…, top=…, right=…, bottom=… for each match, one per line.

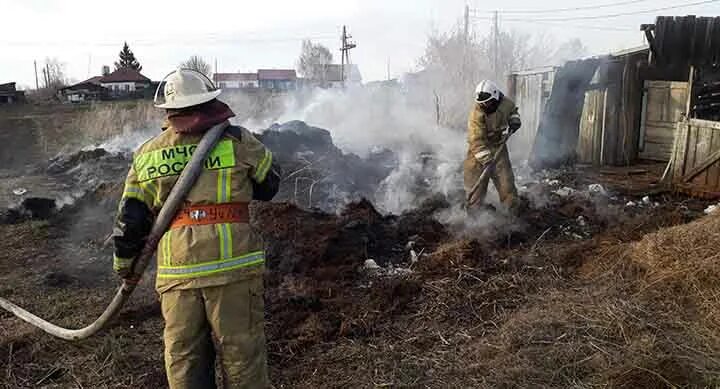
left=112, top=69, right=280, bottom=389
left=464, top=80, right=522, bottom=211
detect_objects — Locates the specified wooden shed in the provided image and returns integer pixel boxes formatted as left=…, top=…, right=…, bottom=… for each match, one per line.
left=507, top=66, right=557, bottom=157
left=576, top=47, right=648, bottom=166
left=642, top=16, right=720, bottom=197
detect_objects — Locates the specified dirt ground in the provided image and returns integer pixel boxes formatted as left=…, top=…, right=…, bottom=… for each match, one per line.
left=1, top=163, right=718, bottom=388
left=0, top=111, right=719, bottom=388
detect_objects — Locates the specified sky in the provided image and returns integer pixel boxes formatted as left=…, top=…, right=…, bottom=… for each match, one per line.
left=1, top=0, right=719, bottom=89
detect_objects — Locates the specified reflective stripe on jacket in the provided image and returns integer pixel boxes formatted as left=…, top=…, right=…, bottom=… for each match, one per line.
left=118, top=124, right=273, bottom=291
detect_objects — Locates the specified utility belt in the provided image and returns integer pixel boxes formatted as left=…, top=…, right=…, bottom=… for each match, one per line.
left=170, top=202, right=249, bottom=229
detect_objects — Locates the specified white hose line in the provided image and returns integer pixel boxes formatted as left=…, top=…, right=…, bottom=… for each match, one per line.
left=0, top=121, right=229, bottom=341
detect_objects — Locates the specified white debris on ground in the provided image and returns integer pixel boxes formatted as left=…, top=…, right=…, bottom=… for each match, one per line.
left=363, top=241, right=421, bottom=277
left=588, top=184, right=607, bottom=196
left=704, top=203, right=720, bottom=215
left=544, top=179, right=561, bottom=186
left=364, top=259, right=381, bottom=270
left=625, top=196, right=660, bottom=209
left=553, top=187, right=575, bottom=197
left=405, top=240, right=425, bottom=264
left=363, top=259, right=414, bottom=277
left=12, top=188, right=28, bottom=196
left=577, top=215, right=587, bottom=227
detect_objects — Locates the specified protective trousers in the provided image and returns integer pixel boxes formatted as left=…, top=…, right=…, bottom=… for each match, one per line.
left=160, top=278, right=268, bottom=389
left=464, top=145, right=518, bottom=211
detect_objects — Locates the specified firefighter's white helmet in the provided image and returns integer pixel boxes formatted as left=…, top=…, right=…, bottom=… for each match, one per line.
left=474, top=80, right=502, bottom=104
left=154, top=69, right=221, bottom=109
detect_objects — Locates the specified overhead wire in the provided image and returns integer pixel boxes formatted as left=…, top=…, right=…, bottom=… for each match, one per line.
left=499, top=19, right=637, bottom=31
left=469, top=0, right=654, bottom=14
left=0, top=34, right=338, bottom=47
left=471, top=0, right=720, bottom=22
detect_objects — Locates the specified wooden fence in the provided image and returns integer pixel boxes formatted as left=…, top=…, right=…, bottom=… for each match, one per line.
left=671, top=118, right=720, bottom=198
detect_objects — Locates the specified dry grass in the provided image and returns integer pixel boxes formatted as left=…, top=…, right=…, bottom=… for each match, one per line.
left=0, top=102, right=161, bottom=161
left=269, top=212, right=720, bottom=388
left=1, top=178, right=718, bottom=388
left=61, top=101, right=161, bottom=149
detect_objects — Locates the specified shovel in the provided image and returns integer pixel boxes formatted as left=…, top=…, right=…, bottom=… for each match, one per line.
left=465, top=130, right=514, bottom=206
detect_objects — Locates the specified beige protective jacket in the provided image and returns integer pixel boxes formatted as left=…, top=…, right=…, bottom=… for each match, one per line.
left=114, top=124, right=275, bottom=292
left=466, top=97, right=520, bottom=158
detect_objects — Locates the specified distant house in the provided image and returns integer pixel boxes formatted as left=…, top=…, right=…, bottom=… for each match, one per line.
left=0, top=82, right=26, bottom=104
left=257, top=69, right=297, bottom=91
left=214, top=73, right=259, bottom=89
left=99, top=68, right=152, bottom=98
left=58, top=76, right=108, bottom=103
left=308, top=64, right=362, bottom=88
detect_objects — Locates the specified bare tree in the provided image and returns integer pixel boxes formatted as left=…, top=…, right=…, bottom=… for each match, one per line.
left=42, top=57, right=68, bottom=90
left=180, top=55, right=212, bottom=78
left=551, top=38, right=588, bottom=64
left=415, top=23, right=584, bottom=129
left=297, top=40, right=333, bottom=84
left=417, top=28, right=489, bottom=128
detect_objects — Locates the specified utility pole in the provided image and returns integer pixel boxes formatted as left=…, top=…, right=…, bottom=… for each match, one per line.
left=493, top=10, right=500, bottom=78
left=387, top=58, right=391, bottom=81
left=215, top=58, right=218, bottom=75
left=340, top=25, right=357, bottom=86
left=34, top=60, right=39, bottom=90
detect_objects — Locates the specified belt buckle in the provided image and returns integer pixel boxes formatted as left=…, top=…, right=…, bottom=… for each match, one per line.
left=189, top=209, right=208, bottom=221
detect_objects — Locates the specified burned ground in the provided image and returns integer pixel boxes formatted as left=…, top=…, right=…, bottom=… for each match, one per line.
left=0, top=120, right=719, bottom=388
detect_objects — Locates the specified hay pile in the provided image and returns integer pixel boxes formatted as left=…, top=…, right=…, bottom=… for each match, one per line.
left=471, top=212, right=720, bottom=388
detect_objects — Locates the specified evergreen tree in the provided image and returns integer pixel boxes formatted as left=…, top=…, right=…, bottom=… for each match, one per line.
left=114, top=42, right=142, bottom=72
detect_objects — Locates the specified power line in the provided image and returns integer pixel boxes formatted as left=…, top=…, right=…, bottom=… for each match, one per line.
left=0, top=34, right=338, bottom=47
left=470, top=0, right=653, bottom=14
left=503, top=19, right=637, bottom=31
left=473, top=0, right=720, bottom=22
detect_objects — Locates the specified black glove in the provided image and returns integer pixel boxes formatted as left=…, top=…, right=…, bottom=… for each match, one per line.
left=508, top=116, right=521, bottom=134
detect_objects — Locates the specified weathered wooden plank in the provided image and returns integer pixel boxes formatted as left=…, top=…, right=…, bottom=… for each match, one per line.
left=688, top=118, right=720, bottom=130
left=673, top=122, right=690, bottom=179
left=596, top=89, right=607, bottom=166
left=645, top=125, right=677, bottom=139
left=688, top=124, right=699, bottom=173
left=683, top=147, right=720, bottom=183
left=603, top=85, right=620, bottom=165
left=642, top=144, right=675, bottom=161
left=645, top=120, right=677, bottom=129
left=707, top=126, right=720, bottom=189
left=577, top=90, right=596, bottom=164
left=691, top=126, right=713, bottom=185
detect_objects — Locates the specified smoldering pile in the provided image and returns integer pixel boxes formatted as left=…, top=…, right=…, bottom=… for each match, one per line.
left=256, top=120, right=397, bottom=212
left=0, top=120, right=402, bottom=224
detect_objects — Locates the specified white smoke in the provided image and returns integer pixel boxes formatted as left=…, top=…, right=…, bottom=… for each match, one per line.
left=87, top=127, right=160, bottom=154
left=236, top=85, right=467, bottom=215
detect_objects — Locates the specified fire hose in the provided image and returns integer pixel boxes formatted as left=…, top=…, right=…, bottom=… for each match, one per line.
left=0, top=121, right=230, bottom=341
left=466, top=130, right=514, bottom=206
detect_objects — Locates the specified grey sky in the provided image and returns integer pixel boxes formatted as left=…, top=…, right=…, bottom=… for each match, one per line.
left=1, top=0, right=719, bottom=88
